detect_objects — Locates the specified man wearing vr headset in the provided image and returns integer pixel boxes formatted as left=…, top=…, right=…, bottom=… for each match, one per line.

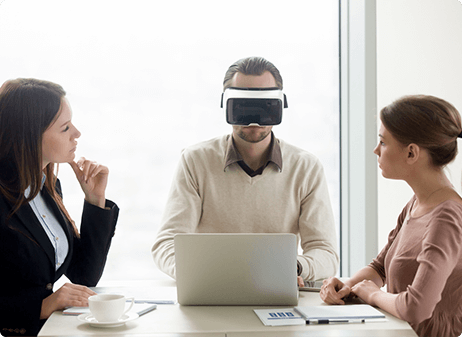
left=152, top=57, right=338, bottom=283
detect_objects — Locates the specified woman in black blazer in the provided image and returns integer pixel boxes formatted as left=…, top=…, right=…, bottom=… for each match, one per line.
left=0, top=79, right=119, bottom=336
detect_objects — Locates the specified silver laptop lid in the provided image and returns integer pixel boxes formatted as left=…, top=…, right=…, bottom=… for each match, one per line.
left=174, top=233, right=299, bottom=306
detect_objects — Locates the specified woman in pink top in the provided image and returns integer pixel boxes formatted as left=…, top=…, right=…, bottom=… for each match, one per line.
left=321, top=95, right=462, bottom=337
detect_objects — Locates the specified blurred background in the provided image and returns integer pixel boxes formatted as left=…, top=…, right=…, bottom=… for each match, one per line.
left=0, top=0, right=340, bottom=281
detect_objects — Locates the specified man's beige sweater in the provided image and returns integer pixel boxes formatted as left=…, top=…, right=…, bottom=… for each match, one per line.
left=152, top=134, right=339, bottom=280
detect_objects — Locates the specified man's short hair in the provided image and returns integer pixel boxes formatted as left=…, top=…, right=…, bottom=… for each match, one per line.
left=223, top=57, right=283, bottom=91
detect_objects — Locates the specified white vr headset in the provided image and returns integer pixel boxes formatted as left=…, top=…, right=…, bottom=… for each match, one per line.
left=220, top=87, right=288, bottom=126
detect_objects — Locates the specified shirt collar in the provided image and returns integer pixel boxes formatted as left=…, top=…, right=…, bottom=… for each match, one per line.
left=24, top=173, right=46, bottom=198
left=224, top=132, right=282, bottom=171
left=40, top=173, right=46, bottom=189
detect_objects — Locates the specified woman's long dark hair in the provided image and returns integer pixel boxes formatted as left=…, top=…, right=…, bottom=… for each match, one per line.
left=0, top=78, right=79, bottom=237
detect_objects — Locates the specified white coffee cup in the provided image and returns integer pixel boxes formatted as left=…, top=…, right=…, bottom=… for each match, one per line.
left=88, top=294, right=135, bottom=322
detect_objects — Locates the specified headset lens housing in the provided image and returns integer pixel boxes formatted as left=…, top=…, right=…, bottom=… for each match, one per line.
left=222, top=87, right=287, bottom=126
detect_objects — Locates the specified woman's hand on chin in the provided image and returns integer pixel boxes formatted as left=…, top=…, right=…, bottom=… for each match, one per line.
left=69, top=157, right=109, bottom=208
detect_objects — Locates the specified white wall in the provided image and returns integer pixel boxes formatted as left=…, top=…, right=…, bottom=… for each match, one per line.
left=376, top=0, right=462, bottom=248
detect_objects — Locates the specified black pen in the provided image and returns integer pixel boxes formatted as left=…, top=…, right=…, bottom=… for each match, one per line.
left=307, top=318, right=364, bottom=324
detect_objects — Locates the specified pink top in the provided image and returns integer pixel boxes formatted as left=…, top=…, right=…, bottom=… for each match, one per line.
left=370, top=196, right=462, bottom=337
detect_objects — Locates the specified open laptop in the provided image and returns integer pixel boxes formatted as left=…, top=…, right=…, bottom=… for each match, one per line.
left=174, top=233, right=299, bottom=306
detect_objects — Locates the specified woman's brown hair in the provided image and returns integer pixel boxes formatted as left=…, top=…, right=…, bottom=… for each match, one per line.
left=0, top=78, right=79, bottom=237
left=380, top=95, right=462, bottom=167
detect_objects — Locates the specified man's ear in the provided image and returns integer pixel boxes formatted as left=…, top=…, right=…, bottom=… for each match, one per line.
left=406, top=143, right=420, bottom=164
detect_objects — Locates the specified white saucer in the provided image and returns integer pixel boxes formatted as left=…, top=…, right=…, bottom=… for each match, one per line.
left=77, top=312, right=139, bottom=328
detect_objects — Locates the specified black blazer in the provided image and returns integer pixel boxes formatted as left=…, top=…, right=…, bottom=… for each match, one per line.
left=0, top=180, right=119, bottom=336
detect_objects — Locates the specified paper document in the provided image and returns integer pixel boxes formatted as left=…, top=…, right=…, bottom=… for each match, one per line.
left=88, top=286, right=177, bottom=304
left=63, top=303, right=156, bottom=316
left=253, top=308, right=305, bottom=326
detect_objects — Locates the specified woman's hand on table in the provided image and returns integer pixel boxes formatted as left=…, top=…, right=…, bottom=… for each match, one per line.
left=320, top=277, right=351, bottom=305
left=40, top=283, right=96, bottom=319
left=351, top=279, right=381, bottom=306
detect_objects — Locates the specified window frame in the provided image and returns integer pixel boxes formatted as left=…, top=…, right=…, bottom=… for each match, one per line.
left=339, top=0, right=378, bottom=276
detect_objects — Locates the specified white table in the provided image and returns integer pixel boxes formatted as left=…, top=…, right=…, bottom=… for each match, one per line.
left=38, top=280, right=417, bottom=337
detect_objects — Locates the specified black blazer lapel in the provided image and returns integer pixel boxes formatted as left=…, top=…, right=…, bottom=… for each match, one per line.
left=40, top=188, right=75, bottom=280
left=14, top=203, right=56, bottom=267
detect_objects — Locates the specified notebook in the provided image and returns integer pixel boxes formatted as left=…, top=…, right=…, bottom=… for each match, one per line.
left=294, top=304, right=386, bottom=324
left=174, top=233, right=299, bottom=306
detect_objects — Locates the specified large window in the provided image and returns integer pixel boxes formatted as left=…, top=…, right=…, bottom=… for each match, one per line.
left=0, top=0, right=340, bottom=281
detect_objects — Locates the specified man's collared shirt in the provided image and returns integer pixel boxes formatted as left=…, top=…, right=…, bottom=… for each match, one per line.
left=25, top=174, right=69, bottom=271
left=224, top=132, right=282, bottom=177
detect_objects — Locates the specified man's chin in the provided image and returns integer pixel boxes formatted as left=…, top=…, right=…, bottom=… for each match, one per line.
left=237, top=129, right=271, bottom=143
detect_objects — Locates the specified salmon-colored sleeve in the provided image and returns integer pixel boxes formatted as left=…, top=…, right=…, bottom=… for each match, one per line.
left=368, top=201, right=410, bottom=283
left=395, top=206, right=462, bottom=325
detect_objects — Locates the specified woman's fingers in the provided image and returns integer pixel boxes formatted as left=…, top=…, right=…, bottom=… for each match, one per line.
left=71, top=158, right=109, bottom=181
left=320, top=277, right=349, bottom=305
left=41, top=283, right=97, bottom=319
left=69, top=160, right=83, bottom=181
left=55, top=283, right=97, bottom=308
left=69, top=158, right=109, bottom=206
left=76, top=157, right=102, bottom=182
